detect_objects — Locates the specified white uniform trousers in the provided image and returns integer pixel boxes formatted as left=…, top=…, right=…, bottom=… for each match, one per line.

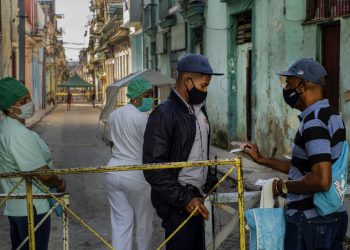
left=104, top=173, right=153, bottom=250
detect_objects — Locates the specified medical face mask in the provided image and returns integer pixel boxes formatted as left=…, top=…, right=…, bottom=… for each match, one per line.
left=138, top=98, right=154, bottom=112
left=187, top=78, right=207, bottom=105
left=12, top=101, right=35, bottom=119
left=283, top=87, right=301, bottom=109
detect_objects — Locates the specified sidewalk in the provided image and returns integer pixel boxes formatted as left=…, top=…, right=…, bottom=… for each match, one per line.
left=26, top=104, right=56, bottom=129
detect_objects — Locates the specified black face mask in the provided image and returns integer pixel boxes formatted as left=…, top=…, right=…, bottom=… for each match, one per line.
left=187, top=78, right=207, bottom=104
left=283, top=87, right=301, bottom=109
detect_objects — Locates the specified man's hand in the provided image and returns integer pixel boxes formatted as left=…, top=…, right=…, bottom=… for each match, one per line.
left=272, top=179, right=280, bottom=197
left=186, top=197, right=209, bottom=220
left=56, top=179, right=66, bottom=193
left=242, top=143, right=291, bottom=174
left=242, top=143, right=264, bottom=164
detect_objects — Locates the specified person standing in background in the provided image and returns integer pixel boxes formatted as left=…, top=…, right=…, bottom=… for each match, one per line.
left=66, top=90, right=73, bottom=111
left=104, top=77, right=154, bottom=250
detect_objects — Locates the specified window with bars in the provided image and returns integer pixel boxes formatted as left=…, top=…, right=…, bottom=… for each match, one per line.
left=236, top=11, right=252, bottom=45
left=306, top=0, right=350, bottom=21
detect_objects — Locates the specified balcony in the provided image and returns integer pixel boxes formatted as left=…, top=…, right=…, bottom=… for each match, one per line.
left=56, top=28, right=63, bottom=37
left=305, top=0, right=350, bottom=22
left=93, top=20, right=104, bottom=34
left=123, top=0, right=142, bottom=28
left=107, top=3, right=123, bottom=21
left=159, top=0, right=177, bottom=29
left=179, top=0, right=206, bottom=28
left=32, top=29, right=45, bottom=42
left=143, top=4, right=157, bottom=35
left=96, top=12, right=105, bottom=23
left=159, top=0, right=171, bottom=19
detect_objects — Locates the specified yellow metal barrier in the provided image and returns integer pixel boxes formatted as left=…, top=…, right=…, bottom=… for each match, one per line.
left=156, top=165, right=237, bottom=250
left=0, top=178, right=24, bottom=208
left=25, top=178, right=36, bottom=250
left=237, top=158, right=246, bottom=249
left=0, top=159, right=246, bottom=250
left=33, top=177, right=114, bottom=250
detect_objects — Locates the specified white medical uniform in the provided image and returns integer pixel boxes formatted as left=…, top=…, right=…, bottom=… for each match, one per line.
left=104, top=104, right=153, bottom=250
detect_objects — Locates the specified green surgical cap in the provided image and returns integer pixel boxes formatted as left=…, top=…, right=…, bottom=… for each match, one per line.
left=126, top=77, right=152, bottom=100
left=0, top=77, right=29, bottom=110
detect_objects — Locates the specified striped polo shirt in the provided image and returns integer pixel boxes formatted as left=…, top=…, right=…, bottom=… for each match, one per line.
left=287, top=99, right=346, bottom=217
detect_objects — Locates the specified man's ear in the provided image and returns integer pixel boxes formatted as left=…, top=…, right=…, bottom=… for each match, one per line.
left=298, top=80, right=307, bottom=93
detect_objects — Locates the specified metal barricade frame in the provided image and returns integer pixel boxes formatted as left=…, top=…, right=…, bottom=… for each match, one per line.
left=0, top=158, right=245, bottom=250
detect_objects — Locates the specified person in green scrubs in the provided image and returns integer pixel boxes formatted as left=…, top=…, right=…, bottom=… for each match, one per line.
left=0, top=77, right=66, bottom=250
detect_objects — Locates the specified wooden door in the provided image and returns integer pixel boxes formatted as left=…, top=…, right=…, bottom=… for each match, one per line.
left=322, top=23, right=340, bottom=111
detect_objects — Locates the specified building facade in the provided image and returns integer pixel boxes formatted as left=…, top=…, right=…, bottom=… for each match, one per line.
left=82, top=0, right=350, bottom=157
left=0, top=0, right=66, bottom=111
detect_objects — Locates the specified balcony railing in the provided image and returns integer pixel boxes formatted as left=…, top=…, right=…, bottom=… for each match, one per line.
left=306, top=0, right=350, bottom=21
left=143, top=4, right=157, bottom=31
left=159, top=0, right=171, bottom=20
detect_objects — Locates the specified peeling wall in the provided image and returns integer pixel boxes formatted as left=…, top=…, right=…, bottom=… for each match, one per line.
left=130, top=32, right=143, bottom=72
left=0, top=0, right=19, bottom=78
left=252, top=0, right=305, bottom=156
left=204, top=1, right=229, bottom=148
left=210, top=0, right=350, bottom=157
left=340, top=18, right=350, bottom=140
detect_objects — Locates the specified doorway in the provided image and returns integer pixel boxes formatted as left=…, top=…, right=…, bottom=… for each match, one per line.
left=322, top=23, right=340, bottom=111
left=246, top=49, right=252, bottom=141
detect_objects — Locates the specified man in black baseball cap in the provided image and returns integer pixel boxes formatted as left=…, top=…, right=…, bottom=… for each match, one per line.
left=243, top=58, right=348, bottom=249
left=143, top=54, right=223, bottom=250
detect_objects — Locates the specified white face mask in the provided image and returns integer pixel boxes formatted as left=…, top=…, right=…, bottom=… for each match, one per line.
left=12, top=101, right=35, bottom=119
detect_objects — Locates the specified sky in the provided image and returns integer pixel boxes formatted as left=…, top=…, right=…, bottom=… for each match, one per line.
left=56, top=0, right=92, bottom=61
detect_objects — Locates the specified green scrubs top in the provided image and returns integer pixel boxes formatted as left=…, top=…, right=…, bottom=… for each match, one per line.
left=0, top=115, right=51, bottom=216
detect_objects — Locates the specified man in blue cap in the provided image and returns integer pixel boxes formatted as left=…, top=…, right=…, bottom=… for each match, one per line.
left=243, top=58, right=348, bottom=249
left=143, top=54, right=223, bottom=250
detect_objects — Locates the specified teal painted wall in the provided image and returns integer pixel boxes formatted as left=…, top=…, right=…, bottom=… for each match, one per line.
left=204, top=1, right=229, bottom=148
left=131, top=32, right=143, bottom=72
left=215, top=0, right=350, bottom=157
left=340, top=18, right=350, bottom=136
left=137, top=1, right=350, bottom=156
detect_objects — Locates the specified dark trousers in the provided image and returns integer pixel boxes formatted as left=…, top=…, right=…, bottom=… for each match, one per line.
left=8, top=208, right=51, bottom=250
left=285, top=210, right=348, bottom=250
left=163, top=207, right=205, bottom=250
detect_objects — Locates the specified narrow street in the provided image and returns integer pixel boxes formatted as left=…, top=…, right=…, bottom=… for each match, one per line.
left=0, top=104, right=164, bottom=249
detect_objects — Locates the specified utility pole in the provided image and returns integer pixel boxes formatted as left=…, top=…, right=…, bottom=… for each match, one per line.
left=18, top=0, right=26, bottom=84
left=42, top=5, right=48, bottom=109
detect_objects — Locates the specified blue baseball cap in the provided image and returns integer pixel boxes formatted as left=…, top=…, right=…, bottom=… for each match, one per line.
left=277, top=58, right=327, bottom=86
left=177, top=54, right=224, bottom=76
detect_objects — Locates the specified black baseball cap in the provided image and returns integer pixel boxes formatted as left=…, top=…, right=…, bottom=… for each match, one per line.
left=277, top=58, right=327, bottom=86
left=177, top=54, right=224, bottom=76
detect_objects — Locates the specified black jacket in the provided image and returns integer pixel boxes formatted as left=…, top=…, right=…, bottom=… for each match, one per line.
left=143, top=90, right=212, bottom=221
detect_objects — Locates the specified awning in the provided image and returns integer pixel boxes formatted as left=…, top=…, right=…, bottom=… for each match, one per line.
left=58, top=74, right=94, bottom=88
left=109, top=69, right=176, bottom=89
left=99, top=69, right=175, bottom=122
